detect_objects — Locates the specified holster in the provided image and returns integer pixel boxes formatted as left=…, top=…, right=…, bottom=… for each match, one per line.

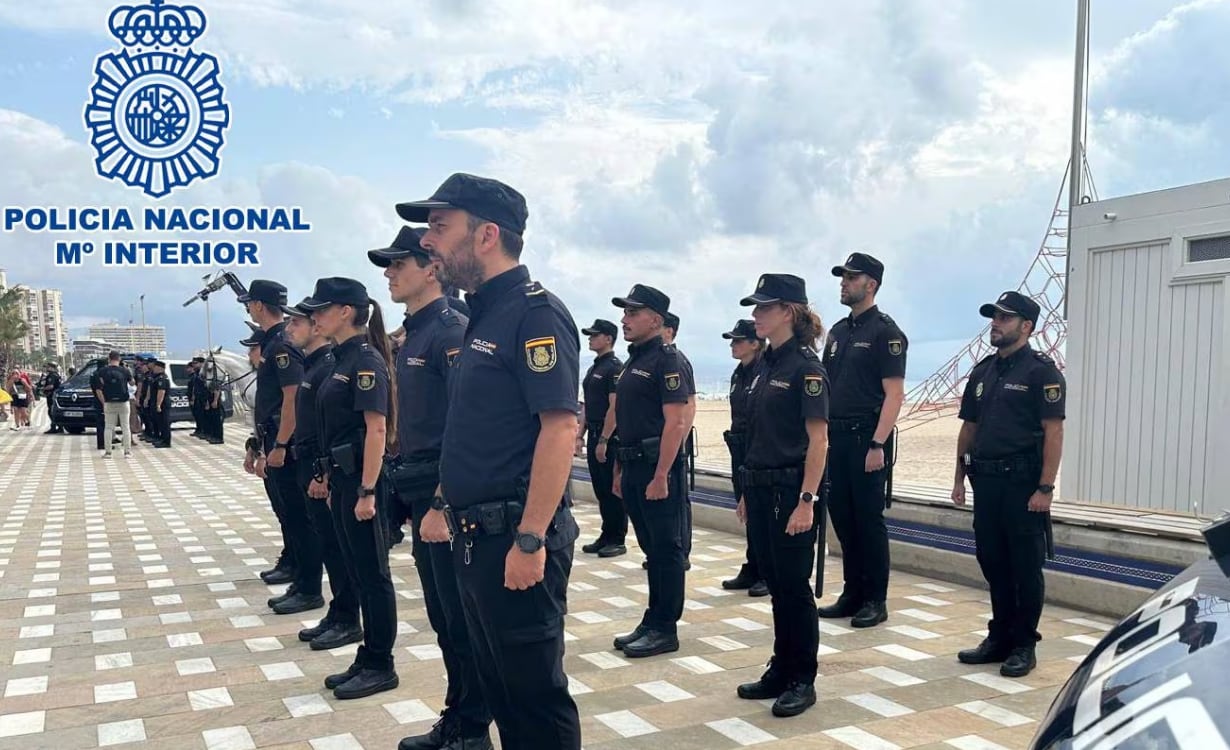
left=722, top=431, right=746, bottom=451
left=616, top=436, right=662, bottom=464
left=388, top=459, right=440, bottom=499
left=330, top=443, right=360, bottom=476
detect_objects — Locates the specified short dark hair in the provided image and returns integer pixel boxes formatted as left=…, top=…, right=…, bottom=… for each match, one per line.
left=108, top=351, right=121, bottom=361
left=467, top=213, right=524, bottom=259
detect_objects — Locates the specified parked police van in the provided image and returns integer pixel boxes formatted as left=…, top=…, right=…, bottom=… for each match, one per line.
left=48, top=356, right=234, bottom=434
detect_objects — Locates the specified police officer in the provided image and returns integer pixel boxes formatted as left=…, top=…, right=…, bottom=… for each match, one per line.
left=188, top=357, right=207, bottom=438
left=242, top=279, right=322, bottom=600
left=302, top=277, right=401, bottom=700
left=148, top=360, right=172, bottom=447
left=404, top=173, right=582, bottom=749
left=954, top=291, right=1064, bottom=678
left=202, top=358, right=227, bottom=445
left=369, top=228, right=494, bottom=750
left=720, top=319, right=769, bottom=597
left=281, top=298, right=364, bottom=650
left=819, top=252, right=907, bottom=628
left=140, top=360, right=157, bottom=442
left=579, top=318, right=626, bottom=558
left=733, top=274, right=829, bottom=717
left=661, top=313, right=697, bottom=568
left=609, top=284, right=689, bottom=659
left=40, top=363, right=63, bottom=434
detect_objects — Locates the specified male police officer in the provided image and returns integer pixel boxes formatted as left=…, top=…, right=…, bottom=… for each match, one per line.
left=610, top=285, right=690, bottom=658
left=580, top=318, right=626, bottom=558
left=954, top=291, right=1064, bottom=678
left=661, top=313, right=697, bottom=568
left=148, top=360, right=172, bottom=447
left=404, top=173, right=582, bottom=749
left=39, top=363, right=63, bottom=434
left=370, top=226, right=494, bottom=750
left=242, top=279, right=324, bottom=610
left=819, top=252, right=907, bottom=628
left=188, top=357, right=207, bottom=438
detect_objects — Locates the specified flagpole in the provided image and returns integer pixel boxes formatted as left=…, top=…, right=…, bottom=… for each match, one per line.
left=1064, top=0, right=1090, bottom=318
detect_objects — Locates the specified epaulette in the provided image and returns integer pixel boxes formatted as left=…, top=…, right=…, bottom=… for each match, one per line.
left=800, top=346, right=820, bottom=361
left=440, top=307, right=463, bottom=327
left=878, top=312, right=898, bottom=327
left=1033, top=351, right=1055, bottom=365
left=524, top=281, right=550, bottom=307
left=974, top=353, right=995, bottom=368
left=663, top=343, right=678, bottom=353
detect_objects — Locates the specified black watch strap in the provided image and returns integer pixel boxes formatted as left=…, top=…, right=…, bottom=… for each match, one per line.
left=431, top=495, right=447, bottom=511
left=359, top=486, right=377, bottom=497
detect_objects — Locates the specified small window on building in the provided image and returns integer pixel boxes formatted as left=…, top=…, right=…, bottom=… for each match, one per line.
left=1188, top=235, right=1230, bottom=262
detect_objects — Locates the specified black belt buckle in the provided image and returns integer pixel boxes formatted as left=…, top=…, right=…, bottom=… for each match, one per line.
left=449, top=510, right=478, bottom=536
left=477, top=504, right=507, bottom=536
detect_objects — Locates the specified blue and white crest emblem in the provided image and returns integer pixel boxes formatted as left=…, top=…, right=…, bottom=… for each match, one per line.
left=84, top=0, right=231, bottom=198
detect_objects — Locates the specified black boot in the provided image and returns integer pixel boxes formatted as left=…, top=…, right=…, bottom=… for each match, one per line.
left=722, top=569, right=757, bottom=590
left=298, top=617, right=333, bottom=642
left=613, top=624, right=647, bottom=651
left=736, top=660, right=788, bottom=700
left=581, top=538, right=607, bottom=554
left=443, top=736, right=494, bottom=750
left=260, top=551, right=292, bottom=582
left=324, top=663, right=362, bottom=690
left=267, top=583, right=299, bottom=609
left=621, top=629, right=679, bottom=658
left=771, top=682, right=817, bottom=717
left=333, top=668, right=399, bottom=699
left=262, top=567, right=296, bottom=585
left=597, top=543, right=627, bottom=558
left=399, top=712, right=458, bottom=750
left=817, top=594, right=861, bottom=619
left=271, top=592, right=325, bottom=615
left=748, top=580, right=769, bottom=597
left=957, top=637, right=1011, bottom=665
left=1000, top=645, right=1037, bottom=678
left=310, top=623, right=364, bottom=651
left=851, top=600, right=888, bottom=628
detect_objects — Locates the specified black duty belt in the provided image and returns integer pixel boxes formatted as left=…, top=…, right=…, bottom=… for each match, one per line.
left=828, top=416, right=877, bottom=433
left=291, top=441, right=317, bottom=462
left=740, top=465, right=802, bottom=488
left=445, top=499, right=571, bottom=564
left=723, top=431, right=746, bottom=450
left=616, top=436, right=661, bottom=464
left=965, top=454, right=1039, bottom=478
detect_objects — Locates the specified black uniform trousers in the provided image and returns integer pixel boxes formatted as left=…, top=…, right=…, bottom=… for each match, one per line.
left=969, top=473, right=1046, bottom=648
left=191, top=399, right=205, bottom=433
left=745, top=481, right=819, bottom=683
left=586, top=425, right=626, bottom=544
left=405, top=494, right=491, bottom=736
left=622, top=457, right=687, bottom=634
left=727, top=435, right=761, bottom=581
left=827, top=429, right=890, bottom=602
left=267, top=455, right=323, bottom=596
left=204, top=401, right=224, bottom=441
left=295, top=455, right=359, bottom=625
left=452, top=520, right=581, bottom=750
left=157, top=405, right=172, bottom=445
left=328, top=470, right=397, bottom=671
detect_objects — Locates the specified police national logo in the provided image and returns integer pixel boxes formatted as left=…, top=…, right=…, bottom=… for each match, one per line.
left=665, top=372, right=681, bottom=391
left=1044, top=383, right=1062, bottom=403
left=357, top=371, right=376, bottom=391
left=525, top=337, right=558, bottom=373
left=445, top=347, right=461, bottom=368
left=84, top=1, right=231, bottom=198
left=975, top=381, right=984, bottom=399
left=275, top=352, right=289, bottom=369
left=888, top=339, right=903, bottom=356
left=804, top=375, right=823, bottom=396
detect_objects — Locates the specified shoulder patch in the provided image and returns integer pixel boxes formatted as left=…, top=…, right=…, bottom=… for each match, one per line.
left=525, top=337, right=557, bottom=373
left=275, top=352, right=290, bottom=369
left=804, top=374, right=823, bottom=396
left=1044, top=382, right=1062, bottom=403
left=356, top=371, right=376, bottom=391
left=665, top=372, right=681, bottom=391
left=975, top=381, right=984, bottom=399
left=445, top=347, right=461, bottom=367
left=888, top=339, right=903, bottom=356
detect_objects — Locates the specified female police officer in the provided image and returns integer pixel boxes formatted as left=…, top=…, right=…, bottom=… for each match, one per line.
left=720, top=319, right=768, bottom=598
left=734, top=273, right=830, bottom=718
left=300, top=277, right=400, bottom=700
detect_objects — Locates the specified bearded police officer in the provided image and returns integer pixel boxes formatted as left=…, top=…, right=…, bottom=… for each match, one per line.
left=721, top=319, right=768, bottom=597
left=404, top=173, right=582, bottom=749
left=580, top=318, right=627, bottom=558
left=954, top=291, right=1064, bottom=679
left=819, top=252, right=907, bottom=628
left=610, top=284, right=689, bottom=659
left=369, top=227, right=494, bottom=750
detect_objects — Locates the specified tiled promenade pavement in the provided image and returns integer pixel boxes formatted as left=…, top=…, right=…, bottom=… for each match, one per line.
left=0, top=417, right=1109, bottom=749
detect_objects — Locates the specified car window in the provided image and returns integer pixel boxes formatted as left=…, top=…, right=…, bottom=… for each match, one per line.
left=169, top=364, right=188, bottom=386
left=64, top=362, right=100, bottom=388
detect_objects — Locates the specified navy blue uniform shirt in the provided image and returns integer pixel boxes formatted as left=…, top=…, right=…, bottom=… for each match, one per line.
left=152, top=372, right=171, bottom=412
left=729, top=360, right=757, bottom=434
left=316, top=334, right=390, bottom=451
left=958, top=345, right=1066, bottom=460
left=582, top=351, right=622, bottom=425
left=293, top=345, right=334, bottom=449
left=822, top=305, right=907, bottom=419
left=255, top=321, right=305, bottom=426
left=440, top=265, right=580, bottom=508
left=396, top=297, right=466, bottom=463
left=744, top=338, right=829, bottom=469
left=614, top=336, right=689, bottom=444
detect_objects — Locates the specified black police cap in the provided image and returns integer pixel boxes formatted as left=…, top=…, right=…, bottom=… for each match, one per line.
left=190, top=356, right=206, bottom=364
left=831, top=252, right=885, bottom=286
left=237, top=279, right=289, bottom=306
left=663, top=312, right=680, bottom=332
left=279, top=297, right=315, bottom=319
left=612, top=284, right=670, bottom=319
left=396, top=173, right=529, bottom=236
left=722, top=319, right=758, bottom=340
left=368, top=226, right=430, bottom=268
left=299, top=277, right=371, bottom=311
left=239, top=330, right=264, bottom=347
left=581, top=319, right=618, bottom=339
left=740, top=273, right=808, bottom=306
left=980, top=290, right=1041, bottom=327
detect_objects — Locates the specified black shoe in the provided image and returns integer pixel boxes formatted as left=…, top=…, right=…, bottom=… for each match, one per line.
left=207, top=438, right=225, bottom=444
left=736, top=661, right=788, bottom=700
left=310, top=623, right=363, bottom=651
left=333, top=668, right=399, bottom=700
left=597, top=544, right=627, bottom=558
left=851, top=601, right=888, bottom=628
left=684, top=559, right=692, bottom=571
left=399, top=712, right=457, bottom=750
left=442, top=736, right=494, bottom=750
left=613, top=625, right=647, bottom=651
left=748, top=580, right=769, bottom=597
left=722, top=571, right=756, bottom=590
left=817, top=595, right=860, bottom=619
left=390, top=528, right=405, bottom=546
left=1000, top=646, right=1037, bottom=678
left=581, top=538, right=607, bottom=554
left=262, top=568, right=296, bottom=586
left=324, top=663, right=362, bottom=690
left=154, top=442, right=171, bottom=448
left=271, top=592, right=325, bottom=615
left=641, top=560, right=649, bottom=570
left=267, top=583, right=299, bottom=608
left=621, top=630, right=679, bottom=659
left=298, top=618, right=333, bottom=642
left=958, top=637, right=1012, bottom=665
left=771, top=682, right=817, bottom=718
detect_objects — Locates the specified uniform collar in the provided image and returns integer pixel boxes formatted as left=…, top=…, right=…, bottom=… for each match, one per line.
left=404, top=296, right=450, bottom=333
left=847, top=304, right=879, bottom=327
left=472, top=265, right=530, bottom=305
left=304, top=344, right=332, bottom=369
left=334, top=333, right=367, bottom=358
left=765, top=337, right=799, bottom=364
left=995, top=343, right=1032, bottom=369
left=594, top=351, right=616, bottom=363
left=265, top=320, right=287, bottom=338
left=628, top=335, right=664, bottom=356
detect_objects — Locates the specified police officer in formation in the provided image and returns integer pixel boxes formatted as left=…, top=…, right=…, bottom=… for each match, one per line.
left=302, top=277, right=401, bottom=699
left=404, top=173, right=582, bottom=749
left=281, top=300, right=363, bottom=651
left=147, top=359, right=172, bottom=448
left=579, top=318, right=626, bottom=558
left=819, top=252, right=907, bottom=628
left=733, top=273, right=830, bottom=718
left=953, top=291, right=1064, bottom=678
left=367, top=226, right=494, bottom=750
left=661, top=312, right=697, bottom=568
left=188, top=357, right=206, bottom=437
left=609, top=284, right=689, bottom=659
left=200, top=358, right=227, bottom=444
left=242, top=279, right=323, bottom=605
left=720, top=319, right=768, bottom=597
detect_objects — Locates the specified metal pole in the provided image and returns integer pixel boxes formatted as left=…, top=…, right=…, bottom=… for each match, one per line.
left=1065, top=0, right=1090, bottom=319
left=139, top=295, right=146, bottom=329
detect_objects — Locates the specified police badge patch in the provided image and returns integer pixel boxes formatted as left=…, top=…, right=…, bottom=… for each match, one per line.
left=804, top=376, right=823, bottom=396
left=888, top=339, right=903, bottom=356
left=275, top=352, right=289, bottom=369
left=357, top=371, right=376, bottom=391
left=445, top=347, right=461, bottom=367
left=1044, top=383, right=1062, bottom=403
left=829, top=339, right=838, bottom=356
left=525, top=337, right=557, bottom=373
left=975, top=381, right=984, bottom=399
left=665, top=373, right=681, bottom=391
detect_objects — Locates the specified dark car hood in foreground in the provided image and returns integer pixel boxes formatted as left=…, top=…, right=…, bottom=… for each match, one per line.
left=1032, top=557, right=1230, bottom=749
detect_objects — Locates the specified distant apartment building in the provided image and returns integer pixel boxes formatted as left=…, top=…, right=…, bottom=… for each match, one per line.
left=0, top=269, right=71, bottom=359
left=71, top=338, right=114, bottom=367
left=87, top=323, right=166, bottom=354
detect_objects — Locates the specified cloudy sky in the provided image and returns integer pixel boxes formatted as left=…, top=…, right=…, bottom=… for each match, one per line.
left=1, top=0, right=1228, bottom=391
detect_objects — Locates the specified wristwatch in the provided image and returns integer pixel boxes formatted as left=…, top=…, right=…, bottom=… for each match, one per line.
left=515, top=531, right=545, bottom=553
left=799, top=491, right=815, bottom=504
left=1037, top=484, right=1055, bottom=495
left=598, top=435, right=610, bottom=445
left=431, top=495, right=448, bottom=511
left=274, top=441, right=290, bottom=450
left=869, top=440, right=885, bottom=450
left=359, top=486, right=377, bottom=498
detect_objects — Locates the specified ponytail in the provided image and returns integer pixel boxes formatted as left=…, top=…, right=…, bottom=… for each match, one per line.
left=354, top=299, right=398, bottom=451
left=786, top=303, right=825, bottom=349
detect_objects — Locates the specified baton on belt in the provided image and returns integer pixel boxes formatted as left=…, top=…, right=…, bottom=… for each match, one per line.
left=814, top=471, right=831, bottom=598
